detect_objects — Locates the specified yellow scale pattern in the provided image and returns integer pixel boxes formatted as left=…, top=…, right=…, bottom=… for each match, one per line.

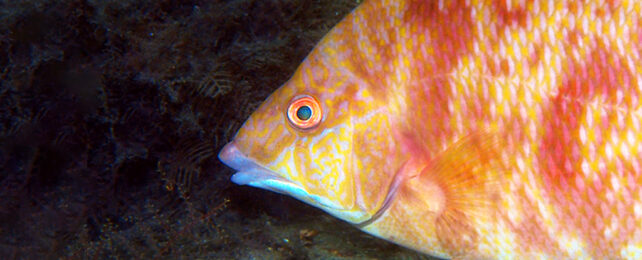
left=224, top=0, right=642, bottom=258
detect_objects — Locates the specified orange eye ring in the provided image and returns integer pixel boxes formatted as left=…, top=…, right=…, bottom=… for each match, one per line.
left=287, top=95, right=322, bottom=130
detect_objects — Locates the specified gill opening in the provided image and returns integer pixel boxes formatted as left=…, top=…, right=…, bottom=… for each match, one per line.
left=354, top=160, right=416, bottom=228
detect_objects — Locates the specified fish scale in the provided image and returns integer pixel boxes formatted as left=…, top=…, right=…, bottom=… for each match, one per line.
left=219, top=0, right=642, bottom=258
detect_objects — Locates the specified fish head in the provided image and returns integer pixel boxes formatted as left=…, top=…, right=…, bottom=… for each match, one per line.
left=218, top=35, right=401, bottom=224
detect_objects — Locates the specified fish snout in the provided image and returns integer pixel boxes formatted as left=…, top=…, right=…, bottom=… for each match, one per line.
left=218, top=141, right=247, bottom=172
left=219, top=141, right=279, bottom=186
left=219, top=140, right=295, bottom=190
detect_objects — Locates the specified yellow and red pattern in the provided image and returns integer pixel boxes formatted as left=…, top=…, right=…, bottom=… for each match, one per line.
left=219, top=0, right=642, bottom=258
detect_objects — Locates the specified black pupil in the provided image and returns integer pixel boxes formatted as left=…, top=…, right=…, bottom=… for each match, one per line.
left=296, top=106, right=312, bottom=120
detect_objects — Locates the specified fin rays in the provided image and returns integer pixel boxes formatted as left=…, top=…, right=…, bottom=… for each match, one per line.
left=401, top=131, right=506, bottom=256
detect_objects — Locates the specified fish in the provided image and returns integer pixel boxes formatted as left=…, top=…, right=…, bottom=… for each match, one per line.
left=218, top=0, right=642, bottom=258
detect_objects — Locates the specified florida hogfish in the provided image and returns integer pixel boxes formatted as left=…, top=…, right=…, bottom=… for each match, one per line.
left=219, top=0, right=642, bottom=258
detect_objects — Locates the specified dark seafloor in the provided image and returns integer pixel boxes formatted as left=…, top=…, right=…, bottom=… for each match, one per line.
left=0, top=0, right=434, bottom=259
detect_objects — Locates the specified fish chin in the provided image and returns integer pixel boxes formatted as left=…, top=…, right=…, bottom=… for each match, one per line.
left=219, top=141, right=370, bottom=223
left=231, top=169, right=335, bottom=209
left=218, top=141, right=325, bottom=202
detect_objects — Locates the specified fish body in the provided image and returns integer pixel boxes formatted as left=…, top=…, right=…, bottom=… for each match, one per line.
left=219, top=0, right=642, bottom=258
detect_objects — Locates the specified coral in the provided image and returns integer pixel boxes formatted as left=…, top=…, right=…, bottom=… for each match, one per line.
left=0, top=0, right=430, bottom=258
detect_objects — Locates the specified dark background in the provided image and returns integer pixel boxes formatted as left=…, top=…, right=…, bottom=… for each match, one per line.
left=0, top=0, right=429, bottom=258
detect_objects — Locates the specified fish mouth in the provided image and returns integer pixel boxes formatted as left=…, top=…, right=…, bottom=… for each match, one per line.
left=218, top=141, right=300, bottom=196
left=219, top=141, right=372, bottom=223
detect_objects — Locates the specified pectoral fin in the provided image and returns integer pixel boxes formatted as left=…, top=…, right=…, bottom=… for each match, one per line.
left=400, top=131, right=505, bottom=257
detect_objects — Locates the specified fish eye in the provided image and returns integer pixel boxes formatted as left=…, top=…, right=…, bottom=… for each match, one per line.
left=287, top=95, right=322, bottom=130
left=296, top=105, right=312, bottom=120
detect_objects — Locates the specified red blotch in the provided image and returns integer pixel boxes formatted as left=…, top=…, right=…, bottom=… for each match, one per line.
left=537, top=37, right=638, bottom=255
left=402, top=0, right=477, bottom=142
left=403, top=0, right=476, bottom=75
left=492, top=0, right=529, bottom=28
